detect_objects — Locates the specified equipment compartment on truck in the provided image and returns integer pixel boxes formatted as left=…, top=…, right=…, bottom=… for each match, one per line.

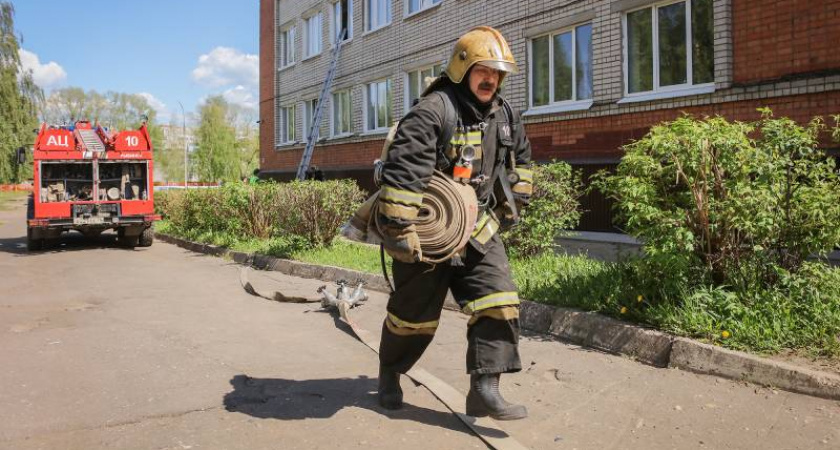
left=40, top=162, right=95, bottom=202
left=98, top=161, right=149, bottom=201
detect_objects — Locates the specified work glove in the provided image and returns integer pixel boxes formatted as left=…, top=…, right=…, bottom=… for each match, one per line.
left=378, top=217, right=423, bottom=264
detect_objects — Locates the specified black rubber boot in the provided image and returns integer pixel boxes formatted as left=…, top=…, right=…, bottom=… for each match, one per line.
left=465, top=373, right=528, bottom=420
left=378, top=366, right=403, bottom=410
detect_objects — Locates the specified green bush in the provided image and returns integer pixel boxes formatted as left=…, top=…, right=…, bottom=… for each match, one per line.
left=155, top=180, right=365, bottom=247
left=583, top=110, right=840, bottom=356
left=274, top=179, right=365, bottom=246
left=594, top=110, right=840, bottom=286
left=503, top=161, right=582, bottom=258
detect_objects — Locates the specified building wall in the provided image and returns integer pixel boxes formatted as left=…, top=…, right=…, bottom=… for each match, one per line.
left=732, top=0, right=840, bottom=84
left=259, top=0, right=840, bottom=229
left=259, top=0, right=276, bottom=166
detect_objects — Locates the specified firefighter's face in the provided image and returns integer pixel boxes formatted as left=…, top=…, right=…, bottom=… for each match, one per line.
left=468, top=64, right=500, bottom=103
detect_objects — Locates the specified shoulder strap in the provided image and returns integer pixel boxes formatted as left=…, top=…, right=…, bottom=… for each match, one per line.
left=499, top=98, right=517, bottom=169
left=495, top=97, right=520, bottom=224
left=428, top=89, right=459, bottom=170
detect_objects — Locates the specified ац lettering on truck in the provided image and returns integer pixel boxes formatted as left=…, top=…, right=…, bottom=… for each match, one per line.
left=25, top=120, right=161, bottom=251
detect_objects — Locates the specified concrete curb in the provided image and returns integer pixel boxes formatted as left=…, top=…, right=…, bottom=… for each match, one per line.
left=520, top=301, right=673, bottom=367
left=669, top=338, right=840, bottom=400
left=156, top=232, right=840, bottom=401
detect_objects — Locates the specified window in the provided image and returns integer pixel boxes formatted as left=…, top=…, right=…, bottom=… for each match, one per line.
left=332, top=0, right=353, bottom=43
left=365, top=80, right=392, bottom=131
left=280, top=105, right=296, bottom=144
left=304, top=13, right=322, bottom=58
left=408, top=0, right=441, bottom=15
left=279, top=26, right=296, bottom=67
left=405, top=64, right=443, bottom=112
left=529, top=23, right=593, bottom=109
left=624, top=0, right=714, bottom=97
left=304, top=99, right=318, bottom=140
left=365, top=0, right=391, bottom=32
left=332, top=90, right=352, bottom=136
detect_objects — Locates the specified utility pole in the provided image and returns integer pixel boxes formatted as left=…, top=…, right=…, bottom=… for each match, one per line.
left=177, top=102, right=188, bottom=187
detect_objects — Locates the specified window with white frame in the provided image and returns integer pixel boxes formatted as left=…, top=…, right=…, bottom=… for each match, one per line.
left=332, top=0, right=353, bottom=43
left=332, top=90, right=352, bottom=136
left=408, top=0, right=441, bottom=15
left=624, top=0, right=714, bottom=96
left=405, top=63, right=443, bottom=112
left=303, top=13, right=322, bottom=58
left=529, top=23, right=593, bottom=109
left=365, top=0, right=391, bottom=32
left=280, top=105, right=297, bottom=144
left=279, top=25, right=296, bottom=68
left=365, top=79, right=392, bottom=131
left=304, top=99, right=318, bottom=139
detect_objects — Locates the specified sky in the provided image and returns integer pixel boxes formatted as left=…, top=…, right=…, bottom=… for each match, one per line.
left=12, top=0, right=259, bottom=124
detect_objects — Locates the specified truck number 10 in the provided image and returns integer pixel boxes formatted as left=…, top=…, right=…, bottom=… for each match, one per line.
left=125, top=136, right=139, bottom=147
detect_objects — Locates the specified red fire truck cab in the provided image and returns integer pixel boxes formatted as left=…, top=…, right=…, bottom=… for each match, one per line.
left=26, top=120, right=161, bottom=251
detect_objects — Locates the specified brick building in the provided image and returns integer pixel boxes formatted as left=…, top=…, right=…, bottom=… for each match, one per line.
left=259, top=0, right=840, bottom=231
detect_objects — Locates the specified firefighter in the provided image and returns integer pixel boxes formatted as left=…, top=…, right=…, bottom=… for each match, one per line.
left=376, top=26, right=533, bottom=421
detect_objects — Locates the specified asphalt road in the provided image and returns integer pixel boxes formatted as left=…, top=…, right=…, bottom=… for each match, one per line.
left=1, top=197, right=838, bottom=450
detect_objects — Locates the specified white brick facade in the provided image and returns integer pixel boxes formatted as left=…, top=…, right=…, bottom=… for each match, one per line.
left=272, top=0, right=839, bottom=149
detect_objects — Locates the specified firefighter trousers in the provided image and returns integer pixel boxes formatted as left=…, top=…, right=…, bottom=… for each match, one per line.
left=379, top=233, right=522, bottom=375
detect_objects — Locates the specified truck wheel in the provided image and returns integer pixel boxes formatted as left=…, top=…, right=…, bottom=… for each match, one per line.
left=27, top=228, right=43, bottom=251
left=27, top=195, right=34, bottom=220
left=139, top=227, right=154, bottom=247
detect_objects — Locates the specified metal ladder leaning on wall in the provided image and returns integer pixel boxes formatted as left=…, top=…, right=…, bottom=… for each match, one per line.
left=295, top=28, right=347, bottom=181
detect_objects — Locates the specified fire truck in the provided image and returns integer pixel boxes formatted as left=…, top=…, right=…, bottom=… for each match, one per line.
left=24, top=120, right=160, bottom=251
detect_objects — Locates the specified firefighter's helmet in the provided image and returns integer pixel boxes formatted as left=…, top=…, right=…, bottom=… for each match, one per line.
left=444, top=26, right=518, bottom=84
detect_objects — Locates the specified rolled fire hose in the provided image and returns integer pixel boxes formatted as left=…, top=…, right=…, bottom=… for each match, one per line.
left=341, top=172, right=479, bottom=264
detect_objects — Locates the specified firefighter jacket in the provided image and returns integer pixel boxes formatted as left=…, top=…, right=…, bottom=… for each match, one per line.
left=379, top=78, right=533, bottom=253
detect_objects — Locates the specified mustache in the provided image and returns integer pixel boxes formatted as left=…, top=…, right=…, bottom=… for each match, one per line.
left=478, top=81, right=496, bottom=91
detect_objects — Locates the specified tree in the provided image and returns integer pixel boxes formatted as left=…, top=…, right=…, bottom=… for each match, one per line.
left=155, top=114, right=190, bottom=183
left=42, top=87, right=97, bottom=124
left=230, top=103, right=259, bottom=180
left=0, top=2, right=43, bottom=183
left=194, top=96, right=237, bottom=182
left=193, top=96, right=257, bottom=183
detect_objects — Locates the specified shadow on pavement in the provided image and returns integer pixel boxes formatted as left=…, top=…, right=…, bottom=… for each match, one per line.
left=0, top=231, right=134, bottom=256
left=223, top=374, right=482, bottom=437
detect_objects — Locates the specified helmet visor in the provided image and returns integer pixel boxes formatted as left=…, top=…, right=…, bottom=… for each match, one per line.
left=476, top=59, right=519, bottom=74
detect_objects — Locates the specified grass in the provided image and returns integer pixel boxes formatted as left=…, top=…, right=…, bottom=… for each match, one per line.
left=156, top=220, right=390, bottom=274
left=513, top=251, right=840, bottom=357
left=291, top=238, right=391, bottom=274
left=0, top=190, right=28, bottom=211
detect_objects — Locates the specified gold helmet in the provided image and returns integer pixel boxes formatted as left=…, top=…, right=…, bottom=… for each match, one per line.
left=444, top=26, right=518, bottom=84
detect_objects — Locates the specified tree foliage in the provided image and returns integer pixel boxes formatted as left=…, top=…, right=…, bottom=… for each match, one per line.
left=155, top=115, right=190, bottom=183
left=502, top=161, right=582, bottom=258
left=193, top=95, right=258, bottom=183
left=43, top=87, right=160, bottom=130
left=41, top=86, right=164, bottom=170
left=0, top=2, right=43, bottom=183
